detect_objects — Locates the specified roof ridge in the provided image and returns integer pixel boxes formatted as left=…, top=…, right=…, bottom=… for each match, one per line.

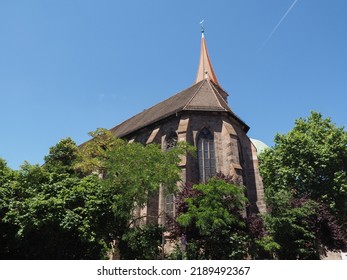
left=182, top=79, right=207, bottom=110
left=209, top=81, right=232, bottom=111
left=210, top=81, right=229, bottom=97
left=206, top=79, right=228, bottom=112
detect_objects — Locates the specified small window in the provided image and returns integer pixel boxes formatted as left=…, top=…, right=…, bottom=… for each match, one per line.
left=165, top=132, right=178, bottom=151
left=165, top=194, right=174, bottom=220
left=237, top=138, right=244, bottom=166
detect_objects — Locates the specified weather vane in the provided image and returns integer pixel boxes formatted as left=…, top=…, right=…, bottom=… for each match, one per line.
left=200, top=19, right=205, bottom=33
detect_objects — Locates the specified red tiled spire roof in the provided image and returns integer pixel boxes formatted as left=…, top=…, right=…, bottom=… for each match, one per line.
left=195, top=30, right=219, bottom=85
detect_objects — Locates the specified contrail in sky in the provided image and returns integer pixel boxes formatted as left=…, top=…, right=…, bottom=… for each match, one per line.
left=261, top=0, right=299, bottom=48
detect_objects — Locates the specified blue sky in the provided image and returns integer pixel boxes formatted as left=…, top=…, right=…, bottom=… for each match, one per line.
left=1, top=0, right=346, bottom=169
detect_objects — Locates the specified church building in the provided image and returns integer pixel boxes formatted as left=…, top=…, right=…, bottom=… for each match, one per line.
left=108, top=28, right=266, bottom=226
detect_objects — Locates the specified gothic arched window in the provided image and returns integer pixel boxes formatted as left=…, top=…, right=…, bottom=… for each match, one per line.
left=165, top=131, right=178, bottom=151
left=164, top=131, right=177, bottom=227
left=198, top=128, right=216, bottom=182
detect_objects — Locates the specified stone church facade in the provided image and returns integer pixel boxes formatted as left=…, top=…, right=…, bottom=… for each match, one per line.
left=108, top=30, right=266, bottom=227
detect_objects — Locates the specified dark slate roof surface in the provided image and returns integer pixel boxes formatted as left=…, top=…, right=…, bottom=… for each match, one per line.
left=110, top=79, right=248, bottom=138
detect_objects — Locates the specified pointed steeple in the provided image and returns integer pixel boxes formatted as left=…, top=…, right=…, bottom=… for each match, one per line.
left=195, top=25, right=219, bottom=85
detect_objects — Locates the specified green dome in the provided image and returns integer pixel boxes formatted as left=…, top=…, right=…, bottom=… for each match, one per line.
left=250, top=138, right=269, bottom=155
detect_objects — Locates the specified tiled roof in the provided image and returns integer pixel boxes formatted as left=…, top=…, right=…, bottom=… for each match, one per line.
left=109, top=79, right=249, bottom=138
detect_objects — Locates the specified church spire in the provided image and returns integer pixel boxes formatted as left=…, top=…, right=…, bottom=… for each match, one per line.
left=195, top=22, right=219, bottom=85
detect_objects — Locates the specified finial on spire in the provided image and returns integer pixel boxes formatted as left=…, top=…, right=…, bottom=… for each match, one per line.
left=200, top=20, right=205, bottom=36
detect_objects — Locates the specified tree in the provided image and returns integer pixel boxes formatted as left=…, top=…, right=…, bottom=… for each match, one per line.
left=77, top=129, right=190, bottom=257
left=0, top=158, right=19, bottom=259
left=1, top=129, right=189, bottom=259
left=260, top=111, right=347, bottom=222
left=259, top=112, right=347, bottom=259
left=176, top=175, right=249, bottom=259
left=74, top=128, right=122, bottom=175
left=119, top=224, right=164, bottom=260
left=43, top=137, right=79, bottom=175
left=1, top=160, right=107, bottom=259
left=172, top=174, right=278, bottom=260
left=263, top=189, right=346, bottom=259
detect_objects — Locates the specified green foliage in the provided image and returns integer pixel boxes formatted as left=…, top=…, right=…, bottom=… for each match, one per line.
left=0, top=158, right=18, bottom=258
left=255, top=235, right=280, bottom=256
left=263, top=190, right=317, bottom=259
left=0, top=158, right=14, bottom=213
left=43, top=137, right=79, bottom=174
left=177, top=177, right=249, bottom=259
left=75, top=128, right=123, bottom=175
left=178, top=178, right=247, bottom=234
left=259, top=111, right=347, bottom=221
left=166, top=243, right=186, bottom=260
left=75, top=129, right=189, bottom=247
left=263, top=189, right=345, bottom=259
left=119, top=224, right=164, bottom=260
left=1, top=160, right=107, bottom=259
left=245, top=213, right=279, bottom=259
left=0, top=128, right=188, bottom=259
left=259, top=112, right=347, bottom=259
left=104, top=140, right=183, bottom=210
left=0, top=158, right=13, bottom=185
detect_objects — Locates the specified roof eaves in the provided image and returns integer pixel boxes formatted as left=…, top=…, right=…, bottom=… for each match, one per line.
left=113, top=107, right=185, bottom=138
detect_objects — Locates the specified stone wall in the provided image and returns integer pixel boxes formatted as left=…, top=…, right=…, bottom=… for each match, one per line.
left=123, top=110, right=266, bottom=225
